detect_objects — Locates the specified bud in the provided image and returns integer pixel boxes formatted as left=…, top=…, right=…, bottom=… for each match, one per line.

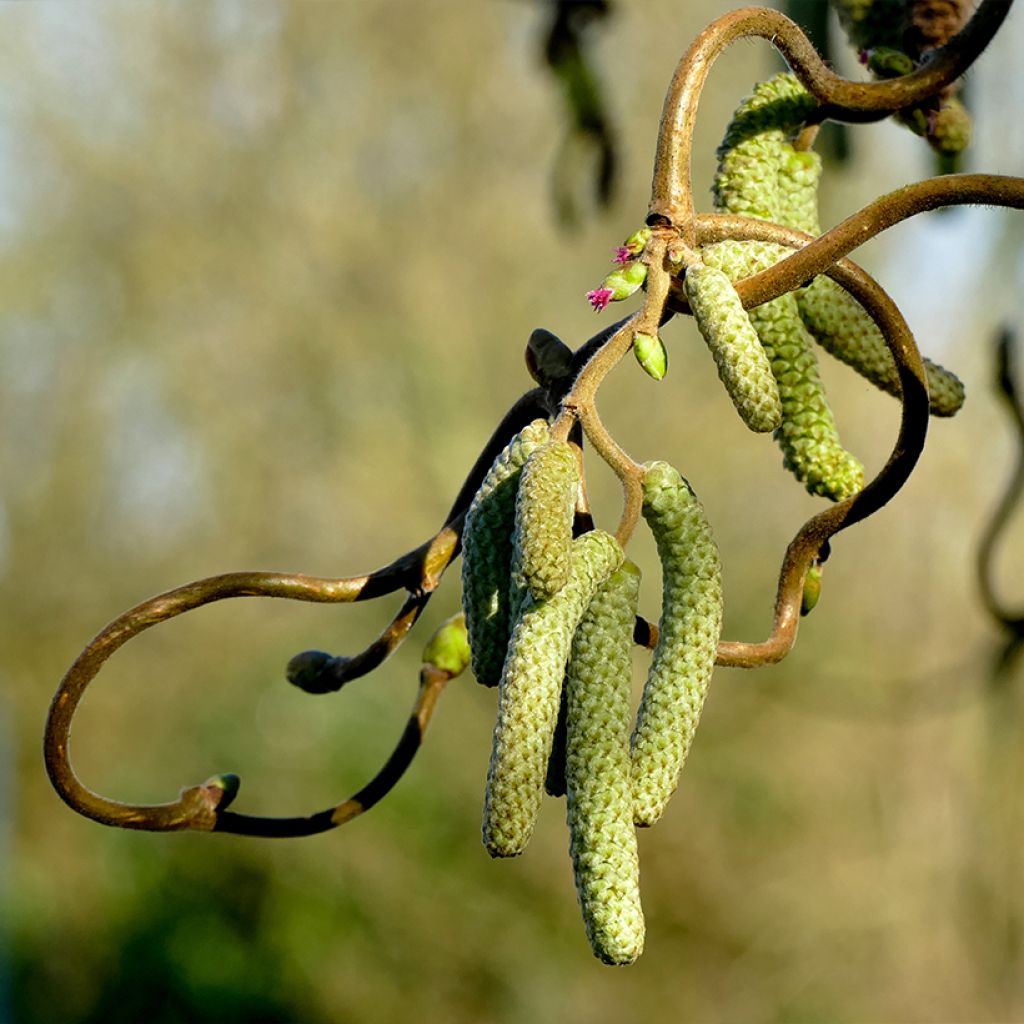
left=421, top=612, right=471, bottom=676
left=633, top=332, right=668, bottom=381
left=285, top=649, right=335, bottom=694
left=801, top=563, right=823, bottom=616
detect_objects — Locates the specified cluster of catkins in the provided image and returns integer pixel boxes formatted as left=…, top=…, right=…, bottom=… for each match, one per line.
left=592, top=73, right=966, bottom=503
left=461, top=421, right=723, bottom=964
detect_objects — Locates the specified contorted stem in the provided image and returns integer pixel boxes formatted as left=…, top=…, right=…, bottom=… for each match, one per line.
left=45, top=385, right=553, bottom=832
left=977, top=328, right=1024, bottom=635
left=717, top=176, right=1024, bottom=314
left=649, top=2, right=1012, bottom=226
left=44, top=532, right=459, bottom=832
left=556, top=233, right=676, bottom=545
left=667, top=220, right=930, bottom=666
left=215, top=662, right=454, bottom=837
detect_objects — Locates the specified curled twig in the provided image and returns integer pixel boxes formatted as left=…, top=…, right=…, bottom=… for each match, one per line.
left=977, top=328, right=1024, bottom=635
left=648, top=2, right=1011, bottom=226
left=44, top=382, right=553, bottom=832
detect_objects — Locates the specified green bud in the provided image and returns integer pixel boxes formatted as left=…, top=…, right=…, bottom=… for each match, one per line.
left=867, top=47, right=916, bottom=78
left=483, top=530, right=623, bottom=858
left=926, top=98, right=972, bottom=157
left=600, top=260, right=648, bottom=302
left=684, top=263, right=782, bottom=433
left=422, top=612, right=471, bottom=676
left=622, top=227, right=653, bottom=256
left=513, top=440, right=579, bottom=602
left=461, top=420, right=551, bottom=686
left=631, top=464, right=723, bottom=827
left=801, top=563, right=823, bottom=616
left=633, top=332, right=668, bottom=381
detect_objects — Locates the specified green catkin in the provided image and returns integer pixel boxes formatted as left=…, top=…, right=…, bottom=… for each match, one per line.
left=701, top=240, right=865, bottom=501
left=461, top=420, right=551, bottom=686
left=565, top=561, right=645, bottom=965
left=483, top=530, right=624, bottom=858
left=684, top=263, right=782, bottom=433
left=631, top=464, right=723, bottom=827
left=796, top=276, right=966, bottom=416
left=513, top=440, right=579, bottom=601
left=777, top=144, right=823, bottom=236
left=769, top=99, right=966, bottom=418
left=713, top=73, right=819, bottom=223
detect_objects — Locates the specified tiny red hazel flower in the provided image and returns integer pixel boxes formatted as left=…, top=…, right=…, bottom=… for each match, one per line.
left=586, top=288, right=614, bottom=312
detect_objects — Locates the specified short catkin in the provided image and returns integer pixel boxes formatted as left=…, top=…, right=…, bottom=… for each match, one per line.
left=684, top=262, right=782, bottom=433
left=483, top=530, right=624, bottom=858
left=565, top=560, right=645, bottom=965
left=461, top=420, right=551, bottom=686
left=513, top=440, right=579, bottom=601
left=700, top=240, right=865, bottom=501
left=631, top=463, right=723, bottom=827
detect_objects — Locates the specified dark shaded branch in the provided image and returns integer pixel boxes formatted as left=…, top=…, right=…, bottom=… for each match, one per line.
left=977, top=327, right=1024, bottom=635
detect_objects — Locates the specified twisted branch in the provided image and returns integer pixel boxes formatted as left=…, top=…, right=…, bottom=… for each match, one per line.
left=649, top=2, right=1012, bottom=226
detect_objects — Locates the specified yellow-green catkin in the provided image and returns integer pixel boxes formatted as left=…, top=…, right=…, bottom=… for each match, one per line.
left=796, top=276, right=965, bottom=416
left=565, top=561, right=645, bottom=965
left=777, top=144, right=823, bottom=236
left=713, top=72, right=819, bottom=223
left=461, top=420, right=551, bottom=686
left=483, top=530, right=624, bottom=858
left=513, top=440, right=579, bottom=601
left=684, top=263, right=782, bottom=433
left=631, top=464, right=723, bottom=827
left=701, top=240, right=865, bottom=501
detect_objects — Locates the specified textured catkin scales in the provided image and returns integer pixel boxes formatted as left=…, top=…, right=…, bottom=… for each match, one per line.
left=461, top=420, right=551, bottom=686
left=777, top=144, right=823, bottom=236
left=631, top=463, right=723, bottom=827
left=701, top=240, right=865, bottom=501
left=565, top=561, right=644, bottom=965
left=513, top=440, right=579, bottom=601
left=797, top=276, right=966, bottom=416
left=683, top=263, right=782, bottom=433
left=483, top=530, right=624, bottom=858
left=713, top=72, right=819, bottom=222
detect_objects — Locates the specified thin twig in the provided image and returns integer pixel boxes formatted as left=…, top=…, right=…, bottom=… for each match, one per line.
left=666, top=226, right=930, bottom=666
left=649, top=3, right=1011, bottom=226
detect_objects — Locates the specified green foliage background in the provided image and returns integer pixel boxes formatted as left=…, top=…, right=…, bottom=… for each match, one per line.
left=2, top=2, right=1024, bottom=1021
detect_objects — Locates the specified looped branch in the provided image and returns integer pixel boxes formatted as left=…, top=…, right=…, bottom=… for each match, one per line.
left=674, top=219, right=930, bottom=666
left=44, top=384, right=554, bottom=833
left=649, top=2, right=1012, bottom=226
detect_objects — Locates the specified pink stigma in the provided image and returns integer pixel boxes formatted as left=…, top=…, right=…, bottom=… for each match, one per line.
left=613, top=246, right=633, bottom=264
left=586, top=288, right=614, bottom=312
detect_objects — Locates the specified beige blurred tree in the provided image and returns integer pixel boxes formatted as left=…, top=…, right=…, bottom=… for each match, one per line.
left=4, top=2, right=1024, bottom=1022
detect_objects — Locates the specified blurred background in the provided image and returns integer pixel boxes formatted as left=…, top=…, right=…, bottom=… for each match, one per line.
left=2, top=2, right=1024, bottom=1021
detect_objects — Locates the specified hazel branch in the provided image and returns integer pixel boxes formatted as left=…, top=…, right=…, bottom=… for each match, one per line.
left=649, top=2, right=1012, bottom=226
left=664, top=229, right=930, bottom=666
